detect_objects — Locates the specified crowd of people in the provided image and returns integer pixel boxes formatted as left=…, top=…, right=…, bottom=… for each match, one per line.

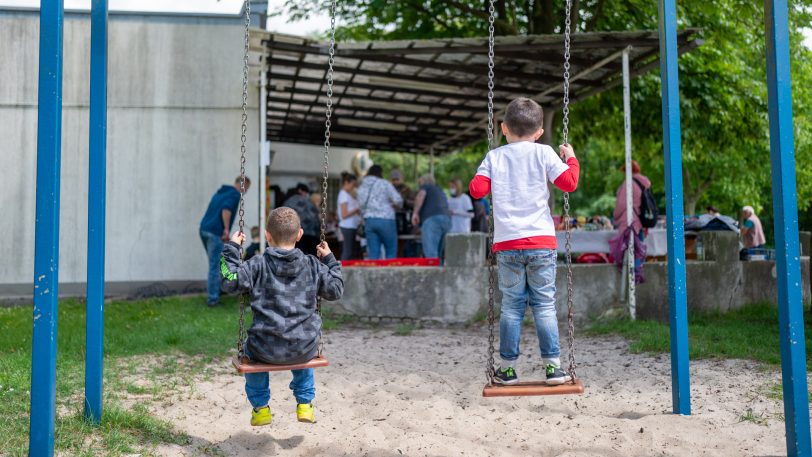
left=196, top=154, right=767, bottom=305
left=334, top=166, right=490, bottom=261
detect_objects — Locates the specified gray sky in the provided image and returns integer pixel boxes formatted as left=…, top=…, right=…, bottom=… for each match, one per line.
left=1, top=1, right=811, bottom=46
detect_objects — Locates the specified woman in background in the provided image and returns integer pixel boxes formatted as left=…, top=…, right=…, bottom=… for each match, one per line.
left=337, top=172, right=361, bottom=260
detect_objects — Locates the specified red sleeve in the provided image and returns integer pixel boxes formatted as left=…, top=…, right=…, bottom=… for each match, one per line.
left=553, top=157, right=580, bottom=192
left=469, top=175, right=491, bottom=199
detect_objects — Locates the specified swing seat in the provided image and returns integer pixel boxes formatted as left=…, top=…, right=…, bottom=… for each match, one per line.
left=232, top=355, right=329, bottom=374
left=482, top=379, right=584, bottom=397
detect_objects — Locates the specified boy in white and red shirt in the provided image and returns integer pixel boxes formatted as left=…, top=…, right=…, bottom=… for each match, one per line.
left=469, top=97, right=579, bottom=385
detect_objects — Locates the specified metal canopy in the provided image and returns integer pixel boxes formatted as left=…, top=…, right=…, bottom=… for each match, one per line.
left=257, top=29, right=701, bottom=154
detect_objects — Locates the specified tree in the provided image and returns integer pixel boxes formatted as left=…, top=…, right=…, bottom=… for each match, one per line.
left=281, top=0, right=812, bottom=239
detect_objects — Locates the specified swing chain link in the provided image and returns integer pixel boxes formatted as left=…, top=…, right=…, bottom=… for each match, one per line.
left=316, top=0, right=337, bottom=357
left=485, top=0, right=497, bottom=386
left=562, top=0, right=577, bottom=381
left=236, top=0, right=251, bottom=359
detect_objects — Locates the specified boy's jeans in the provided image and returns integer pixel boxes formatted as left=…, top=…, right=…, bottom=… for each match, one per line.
left=421, top=214, right=451, bottom=259
left=364, top=217, right=398, bottom=259
left=243, top=349, right=315, bottom=407
left=199, top=230, right=224, bottom=304
left=497, top=249, right=561, bottom=365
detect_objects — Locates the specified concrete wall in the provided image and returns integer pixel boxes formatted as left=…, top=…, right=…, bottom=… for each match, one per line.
left=328, top=232, right=812, bottom=324
left=0, top=11, right=259, bottom=291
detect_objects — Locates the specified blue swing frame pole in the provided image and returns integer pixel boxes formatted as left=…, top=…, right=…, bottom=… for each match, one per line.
left=29, top=0, right=64, bottom=455
left=657, top=0, right=691, bottom=415
left=84, top=0, right=109, bottom=425
left=764, top=1, right=811, bottom=456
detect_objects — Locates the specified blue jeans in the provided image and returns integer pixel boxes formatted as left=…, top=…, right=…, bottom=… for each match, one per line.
left=200, top=230, right=224, bottom=304
left=635, top=230, right=646, bottom=271
left=244, top=350, right=315, bottom=407
left=421, top=215, right=450, bottom=259
left=365, top=218, right=397, bottom=260
left=497, top=249, right=560, bottom=364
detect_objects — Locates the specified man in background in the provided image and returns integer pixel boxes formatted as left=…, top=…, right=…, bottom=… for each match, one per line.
left=200, top=176, right=250, bottom=306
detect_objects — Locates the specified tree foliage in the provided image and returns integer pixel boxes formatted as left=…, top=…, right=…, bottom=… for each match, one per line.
left=281, top=0, right=812, bottom=239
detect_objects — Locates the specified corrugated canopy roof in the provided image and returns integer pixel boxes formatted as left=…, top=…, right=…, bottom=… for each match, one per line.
left=256, top=29, right=702, bottom=154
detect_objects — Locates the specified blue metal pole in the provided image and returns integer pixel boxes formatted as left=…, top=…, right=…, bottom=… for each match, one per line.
left=764, top=1, right=811, bottom=456
left=84, top=0, right=108, bottom=425
left=29, top=0, right=64, bottom=455
left=657, top=0, right=691, bottom=416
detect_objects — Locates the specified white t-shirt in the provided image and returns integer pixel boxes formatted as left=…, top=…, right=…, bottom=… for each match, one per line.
left=475, top=142, right=569, bottom=243
left=337, top=189, right=361, bottom=229
left=448, top=193, right=474, bottom=234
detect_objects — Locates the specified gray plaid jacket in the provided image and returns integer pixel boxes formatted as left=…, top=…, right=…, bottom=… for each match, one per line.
left=221, top=242, right=343, bottom=364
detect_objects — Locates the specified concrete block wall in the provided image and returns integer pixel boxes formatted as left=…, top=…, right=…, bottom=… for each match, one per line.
left=329, top=231, right=811, bottom=324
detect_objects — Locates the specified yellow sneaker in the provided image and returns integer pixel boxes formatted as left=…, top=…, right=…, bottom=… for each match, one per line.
left=296, top=403, right=316, bottom=423
left=250, top=406, right=272, bottom=426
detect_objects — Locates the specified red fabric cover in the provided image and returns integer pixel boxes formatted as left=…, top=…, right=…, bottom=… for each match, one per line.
left=341, top=258, right=440, bottom=267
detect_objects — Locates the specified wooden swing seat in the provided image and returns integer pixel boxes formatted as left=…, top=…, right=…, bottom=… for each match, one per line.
left=482, top=379, right=584, bottom=397
left=231, top=355, right=329, bottom=374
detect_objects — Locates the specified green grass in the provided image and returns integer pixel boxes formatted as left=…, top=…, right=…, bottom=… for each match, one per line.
left=393, top=323, right=416, bottom=336
left=0, top=294, right=351, bottom=456
left=587, top=302, right=812, bottom=365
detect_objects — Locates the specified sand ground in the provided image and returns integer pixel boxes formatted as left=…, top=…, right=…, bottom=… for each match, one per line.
left=146, top=328, right=794, bottom=457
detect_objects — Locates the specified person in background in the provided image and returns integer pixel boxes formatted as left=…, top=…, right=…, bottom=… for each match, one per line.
left=310, top=192, right=323, bottom=211
left=245, top=226, right=261, bottom=259
left=412, top=174, right=451, bottom=259
left=199, top=176, right=250, bottom=307
left=283, top=183, right=320, bottom=256
left=741, top=205, right=766, bottom=249
left=470, top=193, right=489, bottom=233
left=706, top=206, right=721, bottom=217
left=391, top=169, right=415, bottom=237
left=447, top=178, right=474, bottom=234
left=337, top=172, right=361, bottom=261
left=357, top=165, right=403, bottom=259
left=611, top=160, right=651, bottom=284
left=590, top=215, right=613, bottom=230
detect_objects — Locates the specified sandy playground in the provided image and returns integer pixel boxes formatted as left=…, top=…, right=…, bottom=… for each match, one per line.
left=144, top=328, right=793, bottom=457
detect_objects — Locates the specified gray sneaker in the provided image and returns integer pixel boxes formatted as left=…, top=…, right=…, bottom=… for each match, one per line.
left=545, top=364, right=572, bottom=385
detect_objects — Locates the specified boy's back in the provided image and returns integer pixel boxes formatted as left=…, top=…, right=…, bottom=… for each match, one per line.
left=476, top=141, right=574, bottom=244
left=221, top=242, right=343, bottom=365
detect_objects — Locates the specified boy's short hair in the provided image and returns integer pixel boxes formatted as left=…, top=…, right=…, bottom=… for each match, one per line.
left=267, top=207, right=301, bottom=245
left=504, top=97, right=544, bottom=137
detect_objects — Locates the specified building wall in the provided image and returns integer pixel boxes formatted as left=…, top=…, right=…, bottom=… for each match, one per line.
left=0, top=11, right=260, bottom=288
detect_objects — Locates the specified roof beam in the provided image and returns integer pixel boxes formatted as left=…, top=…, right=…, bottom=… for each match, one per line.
left=336, top=36, right=695, bottom=57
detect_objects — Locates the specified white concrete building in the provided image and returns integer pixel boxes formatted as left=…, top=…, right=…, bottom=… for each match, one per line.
left=0, top=8, right=355, bottom=298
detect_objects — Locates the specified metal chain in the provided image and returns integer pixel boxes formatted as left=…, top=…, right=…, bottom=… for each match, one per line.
left=485, top=0, right=497, bottom=386
left=562, top=0, right=577, bottom=382
left=316, top=0, right=337, bottom=357
left=236, top=0, right=251, bottom=359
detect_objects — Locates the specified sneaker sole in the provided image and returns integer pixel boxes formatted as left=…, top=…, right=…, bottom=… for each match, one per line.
left=493, top=378, right=520, bottom=386
left=545, top=377, right=572, bottom=386
left=297, top=417, right=316, bottom=423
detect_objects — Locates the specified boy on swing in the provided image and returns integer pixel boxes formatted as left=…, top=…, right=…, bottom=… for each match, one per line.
left=469, top=97, right=580, bottom=385
left=221, top=207, right=344, bottom=425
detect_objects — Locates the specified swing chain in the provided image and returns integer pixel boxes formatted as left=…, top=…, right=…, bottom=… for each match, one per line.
left=485, top=0, right=497, bottom=386
left=316, top=0, right=337, bottom=357
left=562, top=0, right=577, bottom=381
left=236, top=0, right=251, bottom=358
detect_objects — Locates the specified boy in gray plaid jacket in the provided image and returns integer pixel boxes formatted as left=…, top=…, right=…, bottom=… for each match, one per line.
left=221, top=207, right=343, bottom=426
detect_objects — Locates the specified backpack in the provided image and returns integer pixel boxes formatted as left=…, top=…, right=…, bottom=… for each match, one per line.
left=633, top=178, right=659, bottom=228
